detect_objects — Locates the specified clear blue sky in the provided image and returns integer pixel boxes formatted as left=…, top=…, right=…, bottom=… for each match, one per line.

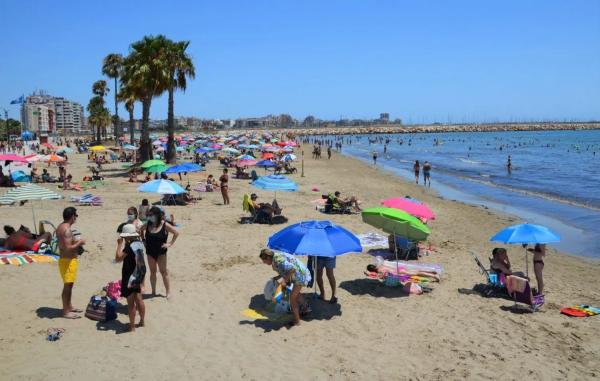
left=1, top=0, right=599, bottom=123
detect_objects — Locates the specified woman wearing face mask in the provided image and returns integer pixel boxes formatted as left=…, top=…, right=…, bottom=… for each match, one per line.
left=117, top=207, right=143, bottom=235
left=140, top=206, right=179, bottom=299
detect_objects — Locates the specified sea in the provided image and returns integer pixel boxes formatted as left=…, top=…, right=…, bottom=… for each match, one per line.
left=312, top=130, right=600, bottom=259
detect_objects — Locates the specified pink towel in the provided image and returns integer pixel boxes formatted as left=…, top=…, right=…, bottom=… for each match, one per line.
left=506, top=275, right=527, bottom=294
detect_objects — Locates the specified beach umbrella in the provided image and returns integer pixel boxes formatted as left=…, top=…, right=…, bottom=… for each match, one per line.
left=56, top=147, right=74, bottom=154
left=268, top=220, right=362, bottom=295
left=222, top=147, right=240, bottom=154
left=256, top=159, right=276, bottom=168
left=41, top=154, right=66, bottom=163
left=195, top=147, right=214, bottom=154
left=236, top=159, right=257, bottom=167
left=0, top=184, right=62, bottom=233
left=0, top=154, right=29, bottom=163
left=24, top=154, right=42, bottom=163
left=164, top=163, right=203, bottom=174
left=361, top=207, right=430, bottom=242
left=262, top=152, right=275, bottom=159
left=237, top=154, right=255, bottom=160
left=381, top=197, right=436, bottom=222
left=144, top=164, right=169, bottom=173
left=251, top=175, right=298, bottom=200
left=282, top=146, right=294, bottom=153
left=282, top=154, right=297, bottom=162
left=90, top=145, right=107, bottom=152
left=138, top=179, right=185, bottom=194
left=140, top=159, right=166, bottom=168
left=490, top=223, right=560, bottom=277
left=41, top=143, right=56, bottom=150
left=123, top=144, right=138, bottom=151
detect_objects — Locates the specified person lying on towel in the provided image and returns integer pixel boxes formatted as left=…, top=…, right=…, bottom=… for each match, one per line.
left=3, top=225, right=51, bottom=252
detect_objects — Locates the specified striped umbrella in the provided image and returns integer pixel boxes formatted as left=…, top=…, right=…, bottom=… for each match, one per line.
left=138, top=179, right=185, bottom=194
left=0, top=184, right=62, bottom=233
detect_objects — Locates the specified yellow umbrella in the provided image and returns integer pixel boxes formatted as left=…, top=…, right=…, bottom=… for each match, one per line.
left=90, top=145, right=107, bottom=152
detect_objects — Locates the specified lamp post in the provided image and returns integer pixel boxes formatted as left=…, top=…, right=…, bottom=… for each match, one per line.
left=301, top=150, right=305, bottom=177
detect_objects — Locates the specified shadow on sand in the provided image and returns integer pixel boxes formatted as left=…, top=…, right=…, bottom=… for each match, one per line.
left=339, top=278, right=409, bottom=299
left=35, top=307, right=64, bottom=319
left=240, top=293, right=342, bottom=332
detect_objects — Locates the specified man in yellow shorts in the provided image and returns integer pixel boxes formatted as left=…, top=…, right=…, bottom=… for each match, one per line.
left=56, top=207, right=86, bottom=319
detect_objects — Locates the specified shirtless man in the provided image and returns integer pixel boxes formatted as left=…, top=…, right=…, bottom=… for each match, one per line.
left=56, top=207, right=86, bottom=319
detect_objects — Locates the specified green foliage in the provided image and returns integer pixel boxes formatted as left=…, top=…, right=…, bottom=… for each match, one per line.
left=0, top=119, right=21, bottom=139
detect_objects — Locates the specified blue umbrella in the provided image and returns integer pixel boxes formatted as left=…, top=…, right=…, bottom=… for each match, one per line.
left=252, top=175, right=297, bottom=192
left=268, top=220, right=362, bottom=258
left=256, top=159, right=276, bottom=168
left=138, top=179, right=185, bottom=194
left=195, top=147, right=214, bottom=154
left=490, top=223, right=560, bottom=277
left=237, top=154, right=255, bottom=160
left=164, top=163, right=203, bottom=174
left=268, top=220, right=362, bottom=295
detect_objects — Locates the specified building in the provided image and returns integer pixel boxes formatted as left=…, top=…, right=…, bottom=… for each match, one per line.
left=379, top=113, right=390, bottom=124
left=20, top=92, right=85, bottom=135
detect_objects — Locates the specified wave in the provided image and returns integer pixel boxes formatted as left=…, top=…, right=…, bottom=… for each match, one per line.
left=457, top=157, right=482, bottom=165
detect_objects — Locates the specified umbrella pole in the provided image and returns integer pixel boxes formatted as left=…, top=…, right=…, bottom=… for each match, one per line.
left=31, top=202, right=38, bottom=234
left=525, top=247, right=529, bottom=278
left=394, top=233, right=399, bottom=274
left=313, top=256, right=317, bottom=297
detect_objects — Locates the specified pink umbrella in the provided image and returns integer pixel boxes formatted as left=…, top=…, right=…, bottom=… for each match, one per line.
left=210, top=143, right=222, bottom=149
left=236, top=159, right=257, bottom=167
left=0, top=154, right=29, bottom=162
left=381, top=198, right=436, bottom=222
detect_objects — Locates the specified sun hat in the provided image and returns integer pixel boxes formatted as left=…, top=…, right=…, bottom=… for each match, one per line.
left=119, top=224, right=139, bottom=238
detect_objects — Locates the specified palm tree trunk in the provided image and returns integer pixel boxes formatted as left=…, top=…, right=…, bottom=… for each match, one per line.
left=129, top=108, right=135, bottom=147
left=114, top=77, right=119, bottom=138
left=166, top=87, right=176, bottom=164
left=140, top=97, right=152, bottom=162
left=96, top=124, right=101, bottom=142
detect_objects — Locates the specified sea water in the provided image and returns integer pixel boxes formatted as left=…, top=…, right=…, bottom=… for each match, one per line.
left=314, top=130, right=600, bottom=258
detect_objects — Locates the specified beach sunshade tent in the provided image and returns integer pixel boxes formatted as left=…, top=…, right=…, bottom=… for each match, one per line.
left=381, top=197, right=436, bottom=222
left=361, top=207, right=430, bottom=242
left=490, top=223, right=560, bottom=276
left=0, top=184, right=61, bottom=233
left=138, top=179, right=185, bottom=194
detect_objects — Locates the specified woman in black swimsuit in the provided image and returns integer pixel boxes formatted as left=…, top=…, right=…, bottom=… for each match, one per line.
left=219, top=168, right=230, bottom=205
left=141, top=206, right=179, bottom=299
left=528, top=243, right=546, bottom=295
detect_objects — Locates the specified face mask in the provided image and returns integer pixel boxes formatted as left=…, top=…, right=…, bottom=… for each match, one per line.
left=148, top=216, right=157, bottom=224
left=127, top=214, right=135, bottom=222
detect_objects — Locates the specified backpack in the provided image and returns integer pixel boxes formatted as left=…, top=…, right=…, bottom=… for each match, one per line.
left=85, top=295, right=117, bottom=322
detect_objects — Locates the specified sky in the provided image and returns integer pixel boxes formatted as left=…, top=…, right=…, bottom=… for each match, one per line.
left=1, top=0, right=599, bottom=123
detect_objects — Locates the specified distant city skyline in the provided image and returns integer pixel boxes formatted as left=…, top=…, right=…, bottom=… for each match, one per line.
left=1, top=1, right=599, bottom=123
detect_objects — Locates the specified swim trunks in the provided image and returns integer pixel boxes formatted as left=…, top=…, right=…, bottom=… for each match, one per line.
left=58, top=258, right=78, bottom=284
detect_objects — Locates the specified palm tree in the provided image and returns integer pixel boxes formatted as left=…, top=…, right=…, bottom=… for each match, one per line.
left=117, top=84, right=137, bottom=145
left=102, top=53, right=124, bottom=138
left=121, top=35, right=171, bottom=162
left=164, top=40, right=195, bottom=163
left=89, top=80, right=110, bottom=141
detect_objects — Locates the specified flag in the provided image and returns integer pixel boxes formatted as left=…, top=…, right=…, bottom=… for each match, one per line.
left=10, top=95, right=24, bottom=104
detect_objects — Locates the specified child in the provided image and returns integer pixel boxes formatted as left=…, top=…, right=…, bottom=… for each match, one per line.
left=115, top=224, right=146, bottom=332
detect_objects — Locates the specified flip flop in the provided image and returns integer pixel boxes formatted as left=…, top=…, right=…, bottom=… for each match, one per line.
left=63, top=313, right=81, bottom=319
left=71, top=308, right=83, bottom=313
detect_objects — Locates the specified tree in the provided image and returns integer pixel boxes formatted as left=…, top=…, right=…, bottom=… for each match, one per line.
left=163, top=39, right=195, bottom=163
left=279, top=114, right=294, bottom=128
left=303, top=115, right=315, bottom=127
left=102, top=53, right=124, bottom=138
left=0, top=118, right=21, bottom=140
left=88, top=80, right=110, bottom=142
left=121, top=35, right=171, bottom=162
left=117, top=84, right=137, bottom=145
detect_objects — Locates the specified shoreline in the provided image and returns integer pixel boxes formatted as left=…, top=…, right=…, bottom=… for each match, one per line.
left=2, top=147, right=600, bottom=379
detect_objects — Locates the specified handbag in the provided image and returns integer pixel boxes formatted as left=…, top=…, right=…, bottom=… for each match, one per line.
left=85, top=295, right=117, bottom=322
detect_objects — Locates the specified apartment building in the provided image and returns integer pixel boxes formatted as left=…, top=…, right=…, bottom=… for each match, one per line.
left=21, top=93, right=84, bottom=134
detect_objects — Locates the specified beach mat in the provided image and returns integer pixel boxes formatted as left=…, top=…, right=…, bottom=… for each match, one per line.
left=560, top=305, right=599, bottom=317
left=0, top=251, right=59, bottom=266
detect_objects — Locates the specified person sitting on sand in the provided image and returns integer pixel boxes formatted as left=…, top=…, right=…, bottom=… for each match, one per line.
left=114, top=224, right=146, bottom=332
left=205, top=174, right=216, bottom=192
left=259, top=248, right=311, bottom=327
left=333, top=191, right=361, bottom=211
left=528, top=243, right=546, bottom=295
left=3, top=225, right=51, bottom=251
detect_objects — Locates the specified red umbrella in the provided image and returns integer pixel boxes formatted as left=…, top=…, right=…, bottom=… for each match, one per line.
left=381, top=198, right=436, bottom=222
left=0, top=154, right=28, bottom=162
left=262, top=152, right=275, bottom=159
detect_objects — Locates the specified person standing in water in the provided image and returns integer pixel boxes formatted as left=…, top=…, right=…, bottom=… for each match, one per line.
left=507, top=155, right=512, bottom=174
left=372, top=152, right=378, bottom=165
left=423, top=161, right=431, bottom=187
left=413, top=160, right=420, bottom=184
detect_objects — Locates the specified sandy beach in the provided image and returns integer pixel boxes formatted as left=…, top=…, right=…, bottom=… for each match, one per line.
left=1, top=148, right=599, bottom=380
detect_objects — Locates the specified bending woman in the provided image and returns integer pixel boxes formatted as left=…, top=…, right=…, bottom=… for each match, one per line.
left=259, top=248, right=311, bottom=327
left=141, top=206, right=179, bottom=299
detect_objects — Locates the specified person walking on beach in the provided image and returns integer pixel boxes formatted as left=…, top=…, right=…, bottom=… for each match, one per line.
left=327, top=146, right=332, bottom=159
left=115, top=224, right=146, bottom=332
left=219, top=168, right=230, bottom=205
left=372, top=152, right=378, bottom=165
left=141, top=206, right=179, bottom=299
left=507, top=155, right=512, bottom=174
left=413, top=160, right=420, bottom=184
left=423, top=161, right=431, bottom=187
left=56, top=207, right=86, bottom=319
left=528, top=244, right=546, bottom=295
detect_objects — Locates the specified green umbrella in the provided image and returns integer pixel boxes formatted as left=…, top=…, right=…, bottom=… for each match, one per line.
left=361, top=207, right=430, bottom=241
left=141, top=159, right=166, bottom=169
left=144, top=164, right=169, bottom=173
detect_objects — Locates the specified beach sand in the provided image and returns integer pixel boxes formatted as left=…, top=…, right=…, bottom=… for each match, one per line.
left=1, top=149, right=599, bottom=380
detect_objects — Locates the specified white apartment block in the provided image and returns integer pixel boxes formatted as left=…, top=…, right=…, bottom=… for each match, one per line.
left=21, top=93, right=84, bottom=134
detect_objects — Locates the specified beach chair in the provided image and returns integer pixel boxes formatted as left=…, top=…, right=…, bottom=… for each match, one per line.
left=241, top=194, right=258, bottom=224
left=505, top=275, right=544, bottom=311
left=78, top=194, right=103, bottom=206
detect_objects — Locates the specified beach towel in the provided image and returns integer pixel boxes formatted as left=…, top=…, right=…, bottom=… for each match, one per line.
left=0, top=250, right=59, bottom=266
left=506, top=275, right=528, bottom=294
left=357, top=232, right=389, bottom=248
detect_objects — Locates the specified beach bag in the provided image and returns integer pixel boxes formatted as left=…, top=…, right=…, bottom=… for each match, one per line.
left=85, top=295, right=117, bottom=322
left=105, top=280, right=121, bottom=300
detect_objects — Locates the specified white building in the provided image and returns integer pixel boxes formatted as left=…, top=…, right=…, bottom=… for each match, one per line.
left=21, top=93, right=84, bottom=134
